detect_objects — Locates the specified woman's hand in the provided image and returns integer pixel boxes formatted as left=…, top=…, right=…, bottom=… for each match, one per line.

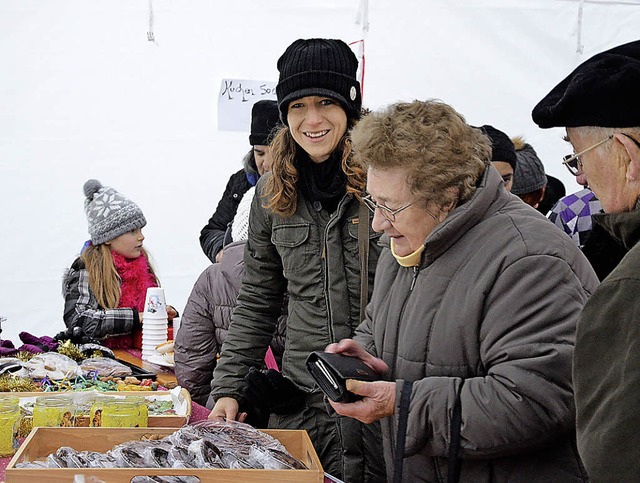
left=324, top=339, right=394, bottom=423
left=167, top=305, right=178, bottom=322
left=329, top=380, right=397, bottom=424
left=325, top=338, right=389, bottom=375
left=208, top=397, right=247, bottom=422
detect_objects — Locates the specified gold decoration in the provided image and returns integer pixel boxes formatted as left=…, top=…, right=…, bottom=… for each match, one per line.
left=56, top=340, right=84, bottom=362
left=0, top=374, right=38, bottom=392
left=15, top=352, right=35, bottom=362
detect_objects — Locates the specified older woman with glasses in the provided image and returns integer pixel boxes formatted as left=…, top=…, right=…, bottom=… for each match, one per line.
left=324, top=99, right=599, bottom=482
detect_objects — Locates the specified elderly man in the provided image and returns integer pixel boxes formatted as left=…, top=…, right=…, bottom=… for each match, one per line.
left=533, top=39, right=640, bottom=482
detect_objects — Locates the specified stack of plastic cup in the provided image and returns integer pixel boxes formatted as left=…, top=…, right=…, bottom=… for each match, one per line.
left=141, top=287, right=168, bottom=361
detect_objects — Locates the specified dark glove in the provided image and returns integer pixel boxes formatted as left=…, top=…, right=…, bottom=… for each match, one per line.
left=53, top=326, right=100, bottom=345
left=243, top=368, right=306, bottom=417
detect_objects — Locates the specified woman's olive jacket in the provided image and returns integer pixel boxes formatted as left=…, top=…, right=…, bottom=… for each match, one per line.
left=211, top=175, right=381, bottom=398
left=354, top=166, right=600, bottom=482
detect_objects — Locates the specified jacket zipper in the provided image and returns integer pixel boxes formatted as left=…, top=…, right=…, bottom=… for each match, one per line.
left=389, top=266, right=419, bottom=380
left=321, top=195, right=349, bottom=343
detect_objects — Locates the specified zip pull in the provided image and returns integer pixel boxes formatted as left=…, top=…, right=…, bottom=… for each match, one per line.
left=410, top=266, right=419, bottom=291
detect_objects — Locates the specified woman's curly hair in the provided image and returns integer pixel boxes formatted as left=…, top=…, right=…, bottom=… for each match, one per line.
left=351, top=100, right=491, bottom=209
left=263, top=118, right=365, bottom=217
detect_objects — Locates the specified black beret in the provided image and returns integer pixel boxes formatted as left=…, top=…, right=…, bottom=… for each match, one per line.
left=532, top=39, right=640, bottom=128
left=479, top=125, right=517, bottom=169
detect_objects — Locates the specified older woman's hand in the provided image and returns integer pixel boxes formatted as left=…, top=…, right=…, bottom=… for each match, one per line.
left=325, top=338, right=389, bottom=375
left=329, top=379, right=396, bottom=424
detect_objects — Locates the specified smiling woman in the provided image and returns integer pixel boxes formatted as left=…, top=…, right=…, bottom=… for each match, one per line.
left=208, top=38, right=385, bottom=482
left=287, top=96, right=347, bottom=163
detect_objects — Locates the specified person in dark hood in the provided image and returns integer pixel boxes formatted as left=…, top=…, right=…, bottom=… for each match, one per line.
left=199, top=99, right=280, bottom=263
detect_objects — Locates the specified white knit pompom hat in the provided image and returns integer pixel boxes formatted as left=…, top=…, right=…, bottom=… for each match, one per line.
left=231, top=186, right=255, bottom=242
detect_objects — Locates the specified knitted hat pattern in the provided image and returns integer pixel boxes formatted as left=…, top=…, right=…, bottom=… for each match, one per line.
left=231, top=186, right=255, bottom=242
left=83, top=179, right=147, bottom=245
left=276, top=38, right=362, bottom=124
left=480, top=125, right=518, bottom=170
left=511, top=137, right=547, bottom=195
left=249, top=100, right=281, bottom=146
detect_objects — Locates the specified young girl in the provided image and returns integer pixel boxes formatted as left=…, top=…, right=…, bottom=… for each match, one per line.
left=62, top=179, right=175, bottom=348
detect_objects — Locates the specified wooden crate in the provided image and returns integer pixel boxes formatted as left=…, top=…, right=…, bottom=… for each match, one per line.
left=12, top=389, right=191, bottom=428
left=5, top=427, right=324, bottom=482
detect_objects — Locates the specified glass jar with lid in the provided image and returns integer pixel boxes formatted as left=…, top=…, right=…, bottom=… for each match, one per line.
left=0, top=396, right=20, bottom=456
left=101, top=396, right=148, bottom=428
left=32, top=395, right=74, bottom=428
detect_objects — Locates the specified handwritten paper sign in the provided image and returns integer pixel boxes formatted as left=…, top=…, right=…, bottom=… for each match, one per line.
left=217, top=79, right=277, bottom=132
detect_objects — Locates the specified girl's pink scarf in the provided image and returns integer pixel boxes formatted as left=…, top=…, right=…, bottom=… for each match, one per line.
left=112, top=251, right=157, bottom=312
left=105, top=251, right=157, bottom=349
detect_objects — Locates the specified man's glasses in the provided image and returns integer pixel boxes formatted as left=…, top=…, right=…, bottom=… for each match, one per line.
left=362, top=195, right=413, bottom=222
left=562, top=135, right=613, bottom=176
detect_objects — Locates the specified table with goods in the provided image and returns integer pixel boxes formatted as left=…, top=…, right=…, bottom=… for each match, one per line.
left=0, top=337, right=327, bottom=482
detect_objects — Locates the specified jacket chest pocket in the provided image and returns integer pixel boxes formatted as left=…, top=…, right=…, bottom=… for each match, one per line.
left=271, top=223, right=314, bottom=273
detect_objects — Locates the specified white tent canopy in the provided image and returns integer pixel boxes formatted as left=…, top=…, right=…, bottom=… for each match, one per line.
left=1, top=0, right=639, bottom=343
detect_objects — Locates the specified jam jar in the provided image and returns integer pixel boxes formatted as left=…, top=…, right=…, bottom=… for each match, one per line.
left=101, top=396, right=148, bottom=428
left=32, top=395, right=74, bottom=428
left=0, top=396, right=20, bottom=456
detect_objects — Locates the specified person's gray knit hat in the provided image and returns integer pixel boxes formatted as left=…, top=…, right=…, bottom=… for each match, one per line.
left=511, top=138, right=547, bottom=195
left=83, top=179, right=146, bottom=245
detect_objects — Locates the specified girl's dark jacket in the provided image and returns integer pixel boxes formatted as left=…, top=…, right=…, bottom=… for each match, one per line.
left=62, top=257, right=140, bottom=341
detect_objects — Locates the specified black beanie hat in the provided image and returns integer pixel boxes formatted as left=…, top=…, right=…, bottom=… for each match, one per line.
left=249, top=100, right=280, bottom=146
left=533, top=39, right=640, bottom=128
left=276, top=38, right=362, bottom=124
left=480, top=125, right=518, bottom=169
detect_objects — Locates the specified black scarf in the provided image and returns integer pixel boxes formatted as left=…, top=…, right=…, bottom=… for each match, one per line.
left=296, top=149, right=347, bottom=213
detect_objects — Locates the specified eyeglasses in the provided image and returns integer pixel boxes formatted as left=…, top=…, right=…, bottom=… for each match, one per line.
left=562, top=135, right=613, bottom=176
left=362, top=195, right=413, bottom=222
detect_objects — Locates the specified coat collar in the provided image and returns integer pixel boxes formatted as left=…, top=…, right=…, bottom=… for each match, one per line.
left=377, top=165, right=511, bottom=267
left=593, top=200, right=640, bottom=250
left=420, top=164, right=510, bottom=265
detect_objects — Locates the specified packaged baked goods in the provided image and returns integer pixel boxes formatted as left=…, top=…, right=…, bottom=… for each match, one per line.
left=79, top=357, right=132, bottom=378
left=22, top=353, right=81, bottom=380
left=14, top=420, right=308, bottom=471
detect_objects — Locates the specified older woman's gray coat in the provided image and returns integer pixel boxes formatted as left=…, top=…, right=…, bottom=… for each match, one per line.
left=354, top=166, right=600, bottom=482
